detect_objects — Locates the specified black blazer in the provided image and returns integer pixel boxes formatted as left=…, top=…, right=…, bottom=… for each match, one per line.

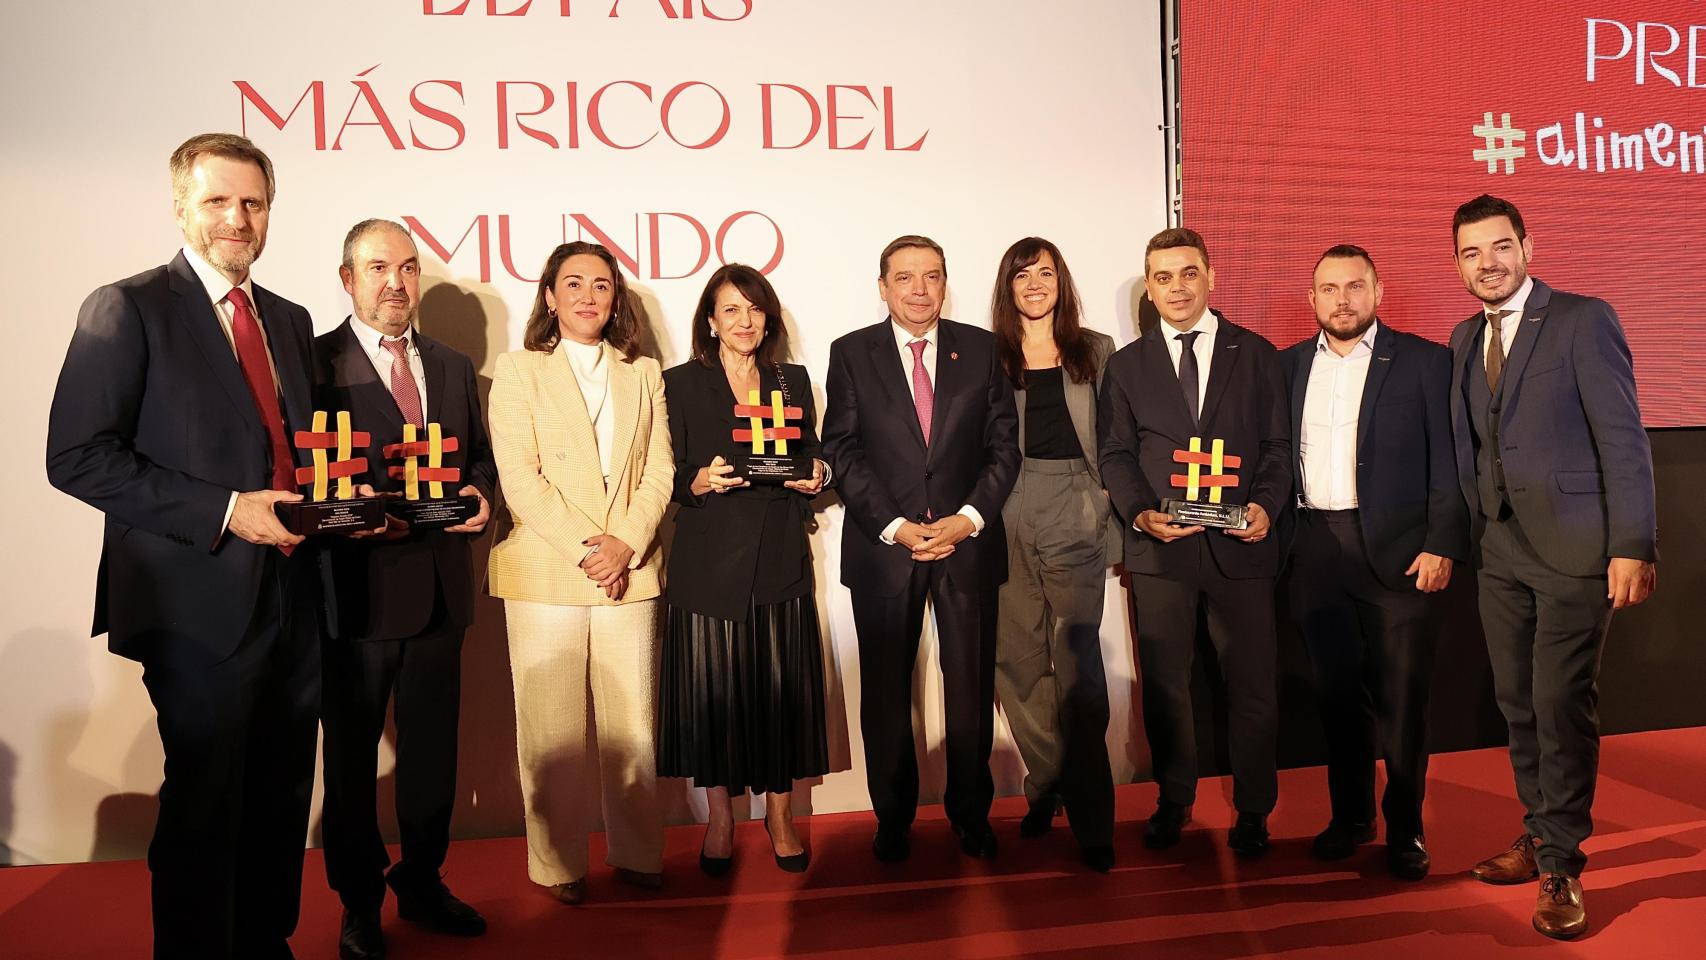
left=312, top=320, right=497, bottom=642
left=1098, top=313, right=1291, bottom=581
left=46, top=252, right=318, bottom=661
left=1280, top=323, right=1469, bottom=590
left=1447, top=279, right=1657, bottom=575
left=821, top=318, right=1020, bottom=598
left=662, top=359, right=824, bottom=621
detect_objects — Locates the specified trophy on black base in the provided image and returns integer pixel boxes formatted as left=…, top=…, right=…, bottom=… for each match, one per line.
left=275, top=411, right=388, bottom=535
left=1159, top=436, right=1249, bottom=530
left=383, top=422, right=479, bottom=529
left=729, top=388, right=812, bottom=484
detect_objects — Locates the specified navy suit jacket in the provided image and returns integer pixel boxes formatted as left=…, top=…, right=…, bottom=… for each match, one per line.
left=1098, top=313, right=1291, bottom=580
left=312, top=320, right=497, bottom=642
left=46, top=252, right=318, bottom=661
left=821, top=318, right=1020, bottom=598
left=1280, top=323, right=1468, bottom=590
left=1447, top=278, right=1657, bottom=575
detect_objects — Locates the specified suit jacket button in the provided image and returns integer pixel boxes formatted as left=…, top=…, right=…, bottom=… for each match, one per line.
left=924, top=471, right=934, bottom=480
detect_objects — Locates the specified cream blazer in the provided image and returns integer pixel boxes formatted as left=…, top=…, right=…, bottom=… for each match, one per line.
left=487, top=341, right=674, bottom=605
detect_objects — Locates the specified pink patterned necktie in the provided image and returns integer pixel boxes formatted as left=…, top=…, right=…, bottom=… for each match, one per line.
left=908, top=338, right=934, bottom=445
left=381, top=336, right=424, bottom=427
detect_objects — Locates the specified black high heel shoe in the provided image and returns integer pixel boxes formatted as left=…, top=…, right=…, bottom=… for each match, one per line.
left=699, top=826, right=733, bottom=877
left=764, top=816, right=810, bottom=874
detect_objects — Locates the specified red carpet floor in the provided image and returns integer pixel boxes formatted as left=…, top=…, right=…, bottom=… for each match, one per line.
left=4, top=727, right=1705, bottom=959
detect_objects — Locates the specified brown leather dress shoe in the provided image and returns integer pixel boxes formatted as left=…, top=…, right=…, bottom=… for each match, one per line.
left=1533, top=874, right=1587, bottom=940
left=1471, top=833, right=1540, bottom=884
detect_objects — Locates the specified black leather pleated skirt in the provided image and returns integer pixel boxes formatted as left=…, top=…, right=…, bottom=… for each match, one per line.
left=656, top=595, right=830, bottom=793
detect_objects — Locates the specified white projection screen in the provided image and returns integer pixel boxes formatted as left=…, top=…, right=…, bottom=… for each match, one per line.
left=0, top=0, right=1165, bottom=865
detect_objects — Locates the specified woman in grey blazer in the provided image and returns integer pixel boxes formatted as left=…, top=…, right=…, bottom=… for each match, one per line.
left=989, top=237, right=1122, bottom=872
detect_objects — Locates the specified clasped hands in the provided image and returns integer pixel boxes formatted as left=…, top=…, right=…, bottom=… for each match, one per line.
left=895, top=514, right=975, bottom=561
left=581, top=534, right=635, bottom=600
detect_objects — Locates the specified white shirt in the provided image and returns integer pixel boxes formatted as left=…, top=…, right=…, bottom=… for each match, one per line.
left=1483, top=274, right=1534, bottom=370
left=183, top=245, right=278, bottom=541
left=878, top=318, right=985, bottom=544
left=560, top=338, right=615, bottom=484
left=1300, top=320, right=1378, bottom=510
left=1160, top=309, right=1219, bottom=416
left=347, top=315, right=429, bottom=417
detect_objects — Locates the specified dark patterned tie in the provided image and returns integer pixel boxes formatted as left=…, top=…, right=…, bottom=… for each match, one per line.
left=1175, top=331, right=1201, bottom=427
left=1485, top=309, right=1510, bottom=390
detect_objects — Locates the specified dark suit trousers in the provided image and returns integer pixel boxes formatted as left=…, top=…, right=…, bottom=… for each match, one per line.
left=139, top=552, right=320, bottom=960
left=852, top=560, right=997, bottom=830
left=320, top=582, right=464, bottom=910
left=1289, top=509, right=1436, bottom=839
left=1479, top=513, right=1611, bottom=877
left=1128, top=538, right=1279, bottom=814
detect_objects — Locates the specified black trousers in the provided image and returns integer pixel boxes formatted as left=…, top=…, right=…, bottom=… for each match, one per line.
left=320, top=583, right=464, bottom=910
left=1479, top=513, right=1612, bottom=877
left=851, top=561, right=997, bottom=830
left=1127, top=539, right=1278, bottom=814
left=139, top=553, right=320, bottom=960
left=1289, top=509, right=1437, bottom=839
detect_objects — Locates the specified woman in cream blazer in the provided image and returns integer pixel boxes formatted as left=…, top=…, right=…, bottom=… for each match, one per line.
left=487, top=241, right=674, bottom=904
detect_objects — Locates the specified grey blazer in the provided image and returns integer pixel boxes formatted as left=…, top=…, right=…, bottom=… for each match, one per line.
left=1013, top=329, right=1123, bottom=565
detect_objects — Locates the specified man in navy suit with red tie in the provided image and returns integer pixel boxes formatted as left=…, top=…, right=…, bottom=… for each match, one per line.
left=822, top=235, right=1020, bottom=863
left=47, top=133, right=320, bottom=959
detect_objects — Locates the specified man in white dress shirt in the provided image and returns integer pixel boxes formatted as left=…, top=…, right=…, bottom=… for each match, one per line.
left=1279, top=244, right=1467, bottom=881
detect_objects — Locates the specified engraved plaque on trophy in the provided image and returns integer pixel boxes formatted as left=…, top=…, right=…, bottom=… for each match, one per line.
left=275, top=411, right=388, bottom=534
left=383, top=423, right=479, bottom=529
left=729, top=388, right=811, bottom=484
left=1159, top=436, right=1249, bottom=530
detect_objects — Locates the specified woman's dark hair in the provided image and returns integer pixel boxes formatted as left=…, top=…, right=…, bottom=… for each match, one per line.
left=522, top=241, right=639, bottom=360
left=689, top=263, right=789, bottom=367
left=990, top=237, right=1095, bottom=387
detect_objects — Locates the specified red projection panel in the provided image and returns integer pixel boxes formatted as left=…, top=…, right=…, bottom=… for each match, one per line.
left=1180, top=1, right=1705, bottom=427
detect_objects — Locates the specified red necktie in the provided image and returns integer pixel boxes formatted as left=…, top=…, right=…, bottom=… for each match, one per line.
left=381, top=336, right=424, bottom=427
left=226, top=287, right=294, bottom=494
left=908, top=338, right=934, bottom=445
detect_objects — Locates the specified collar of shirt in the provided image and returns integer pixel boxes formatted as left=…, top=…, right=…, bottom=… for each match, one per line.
left=1487, top=274, right=1534, bottom=320
left=1314, top=318, right=1379, bottom=358
left=181, top=244, right=255, bottom=314
left=1161, top=309, right=1220, bottom=361
left=346, top=313, right=417, bottom=361
left=889, top=316, right=940, bottom=354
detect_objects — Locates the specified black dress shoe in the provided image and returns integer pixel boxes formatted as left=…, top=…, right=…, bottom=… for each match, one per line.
left=1019, top=798, right=1058, bottom=838
left=765, top=817, right=810, bottom=873
left=1310, top=820, right=1377, bottom=861
left=1228, top=813, right=1270, bottom=859
left=872, top=824, right=911, bottom=863
left=1080, top=845, right=1115, bottom=874
left=1143, top=801, right=1192, bottom=850
left=339, top=909, right=386, bottom=960
left=953, top=820, right=998, bottom=858
left=1387, top=835, right=1431, bottom=880
left=388, top=874, right=487, bottom=937
left=699, top=829, right=733, bottom=877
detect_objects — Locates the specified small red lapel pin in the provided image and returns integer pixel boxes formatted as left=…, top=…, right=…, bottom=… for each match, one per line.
left=950, top=352, right=959, bottom=360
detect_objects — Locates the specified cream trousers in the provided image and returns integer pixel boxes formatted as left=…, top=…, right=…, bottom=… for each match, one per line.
left=505, top=598, right=664, bottom=885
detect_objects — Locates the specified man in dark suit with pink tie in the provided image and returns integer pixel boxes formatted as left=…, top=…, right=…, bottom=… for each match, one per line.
left=313, top=219, right=496, bottom=959
left=47, top=133, right=320, bottom=959
left=821, top=235, right=1020, bottom=863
